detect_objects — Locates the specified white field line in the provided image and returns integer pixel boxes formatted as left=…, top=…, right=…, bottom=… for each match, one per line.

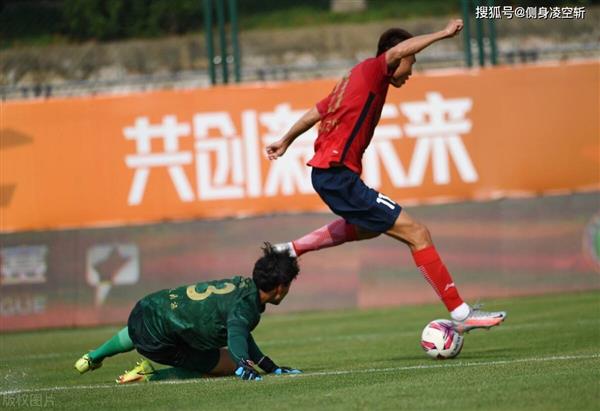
left=1, top=353, right=598, bottom=396
left=2, top=318, right=599, bottom=362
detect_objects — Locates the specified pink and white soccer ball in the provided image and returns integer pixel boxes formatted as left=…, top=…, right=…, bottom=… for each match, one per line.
left=420, top=319, right=464, bottom=359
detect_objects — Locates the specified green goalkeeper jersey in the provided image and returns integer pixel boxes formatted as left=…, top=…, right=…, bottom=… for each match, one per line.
left=136, top=276, right=265, bottom=363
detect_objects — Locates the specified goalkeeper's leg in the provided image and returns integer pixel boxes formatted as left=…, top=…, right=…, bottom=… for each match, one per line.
left=147, top=348, right=236, bottom=381
left=118, top=347, right=237, bottom=383
left=75, top=327, right=134, bottom=374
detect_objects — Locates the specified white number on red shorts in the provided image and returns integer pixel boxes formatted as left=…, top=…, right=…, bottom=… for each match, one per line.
left=376, top=193, right=396, bottom=210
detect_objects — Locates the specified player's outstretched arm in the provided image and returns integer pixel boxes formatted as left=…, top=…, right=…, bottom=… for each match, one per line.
left=227, top=317, right=264, bottom=380
left=386, top=19, right=463, bottom=68
left=266, top=106, right=321, bottom=160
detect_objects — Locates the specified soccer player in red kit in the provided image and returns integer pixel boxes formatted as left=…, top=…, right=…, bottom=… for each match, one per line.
left=266, top=19, right=506, bottom=333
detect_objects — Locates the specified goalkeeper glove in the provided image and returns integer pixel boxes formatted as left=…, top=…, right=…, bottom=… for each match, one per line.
left=257, top=356, right=302, bottom=375
left=235, top=360, right=262, bottom=381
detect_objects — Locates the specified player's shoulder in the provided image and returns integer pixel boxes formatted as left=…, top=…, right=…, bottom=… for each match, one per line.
left=227, top=275, right=254, bottom=289
left=227, top=277, right=262, bottom=319
left=350, top=56, right=376, bottom=75
left=351, top=54, right=387, bottom=80
left=225, top=276, right=257, bottom=301
left=356, top=54, right=385, bottom=69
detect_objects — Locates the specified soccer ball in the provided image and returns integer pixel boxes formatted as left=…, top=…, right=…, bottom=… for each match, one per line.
left=420, top=319, right=464, bottom=359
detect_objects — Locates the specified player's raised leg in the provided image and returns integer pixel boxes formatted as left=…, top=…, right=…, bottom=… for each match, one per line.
left=74, top=326, right=134, bottom=374
left=272, top=162, right=506, bottom=332
left=274, top=218, right=379, bottom=257
left=386, top=210, right=506, bottom=332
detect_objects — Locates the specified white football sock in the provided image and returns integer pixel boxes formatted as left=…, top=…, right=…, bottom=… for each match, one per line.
left=274, top=242, right=297, bottom=257
left=287, top=242, right=297, bottom=257
left=450, top=303, right=471, bottom=321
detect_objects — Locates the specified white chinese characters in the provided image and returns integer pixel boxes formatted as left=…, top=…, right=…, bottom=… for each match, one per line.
left=401, top=92, right=477, bottom=186
left=363, top=93, right=477, bottom=188
left=193, top=112, right=247, bottom=200
left=124, top=116, right=193, bottom=205
left=124, top=93, right=479, bottom=205
left=261, top=104, right=316, bottom=197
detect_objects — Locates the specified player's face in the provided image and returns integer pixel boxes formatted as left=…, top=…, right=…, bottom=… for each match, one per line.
left=270, top=283, right=291, bottom=305
left=390, top=55, right=416, bottom=88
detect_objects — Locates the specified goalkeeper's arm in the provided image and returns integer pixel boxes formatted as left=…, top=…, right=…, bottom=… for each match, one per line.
left=248, top=334, right=302, bottom=375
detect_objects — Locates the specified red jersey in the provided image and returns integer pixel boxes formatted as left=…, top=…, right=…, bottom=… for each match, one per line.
left=308, top=53, right=392, bottom=175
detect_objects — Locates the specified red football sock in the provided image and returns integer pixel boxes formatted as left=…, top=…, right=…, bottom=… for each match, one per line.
left=412, top=246, right=464, bottom=312
left=292, top=218, right=358, bottom=257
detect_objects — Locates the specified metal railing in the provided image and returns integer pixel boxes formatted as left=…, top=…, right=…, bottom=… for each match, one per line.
left=2, top=42, right=598, bottom=101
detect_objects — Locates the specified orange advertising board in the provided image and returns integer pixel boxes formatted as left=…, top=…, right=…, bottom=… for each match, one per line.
left=1, top=61, right=598, bottom=232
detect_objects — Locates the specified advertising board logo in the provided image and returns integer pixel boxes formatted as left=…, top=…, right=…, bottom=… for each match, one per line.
left=0, top=295, right=47, bottom=317
left=0, top=245, right=48, bottom=286
left=86, top=244, right=139, bottom=306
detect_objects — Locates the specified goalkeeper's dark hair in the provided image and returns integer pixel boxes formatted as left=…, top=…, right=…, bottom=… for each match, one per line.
left=376, top=28, right=414, bottom=56
left=253, top=242, right=299, bottom=292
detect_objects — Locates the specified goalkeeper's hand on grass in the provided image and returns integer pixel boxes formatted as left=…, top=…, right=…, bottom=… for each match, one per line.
left=257, top=356, right=302, bottom=375
left=272, top=366, right=302, bottom=375
left=235, top=360, right=262, bottom=381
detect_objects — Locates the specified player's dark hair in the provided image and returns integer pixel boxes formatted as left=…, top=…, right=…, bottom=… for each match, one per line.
left=376, top=28, right=414, bottom=56
left=252, top=242, right=299, bottom=292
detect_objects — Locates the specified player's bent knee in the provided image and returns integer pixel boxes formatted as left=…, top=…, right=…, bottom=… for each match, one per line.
left=412, top=223, right=432, bottom=250
left=387, top=217, right=432, bottom=250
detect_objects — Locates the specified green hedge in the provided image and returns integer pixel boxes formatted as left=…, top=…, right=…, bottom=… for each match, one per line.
left=0, top=0, right=327, bottom=44
left=61, top=0, right=205, bottom=40
left=1, top=0, right=597, bottom=47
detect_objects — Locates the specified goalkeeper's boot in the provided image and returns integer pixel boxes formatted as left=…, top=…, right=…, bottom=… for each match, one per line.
left=116, top=359, right=155, bottom=384
left=74, top=353, right=103, bottom=374
left=452, top=305, right=507, bottom=334
left=273, top=242, right=297, bottom=257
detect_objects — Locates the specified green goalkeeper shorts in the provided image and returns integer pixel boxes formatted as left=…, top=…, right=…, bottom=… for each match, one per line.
left=127, top=301, right=221, bottom=373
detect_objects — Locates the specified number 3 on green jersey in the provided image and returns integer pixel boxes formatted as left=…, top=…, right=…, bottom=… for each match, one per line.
left=186, top=282, right=236, bottom=301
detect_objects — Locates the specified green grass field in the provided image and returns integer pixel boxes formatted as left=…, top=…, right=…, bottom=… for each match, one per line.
left=1, top=291, right=599, bottom=410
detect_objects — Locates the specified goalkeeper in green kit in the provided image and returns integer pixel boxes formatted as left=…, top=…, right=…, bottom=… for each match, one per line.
left=74, top=244, right=301, bottom=383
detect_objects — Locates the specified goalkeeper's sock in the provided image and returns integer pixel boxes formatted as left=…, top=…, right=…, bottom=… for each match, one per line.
left=148, top=367, right=201, bottom=381
left=89, top=327, right=134, bottom=363
left=292, top=218, right=358, bottom=257
left=412, top=246, right=464, bottom=312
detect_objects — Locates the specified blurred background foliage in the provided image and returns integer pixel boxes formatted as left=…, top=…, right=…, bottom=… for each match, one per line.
left=1, top=0, right=597, bottom=48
